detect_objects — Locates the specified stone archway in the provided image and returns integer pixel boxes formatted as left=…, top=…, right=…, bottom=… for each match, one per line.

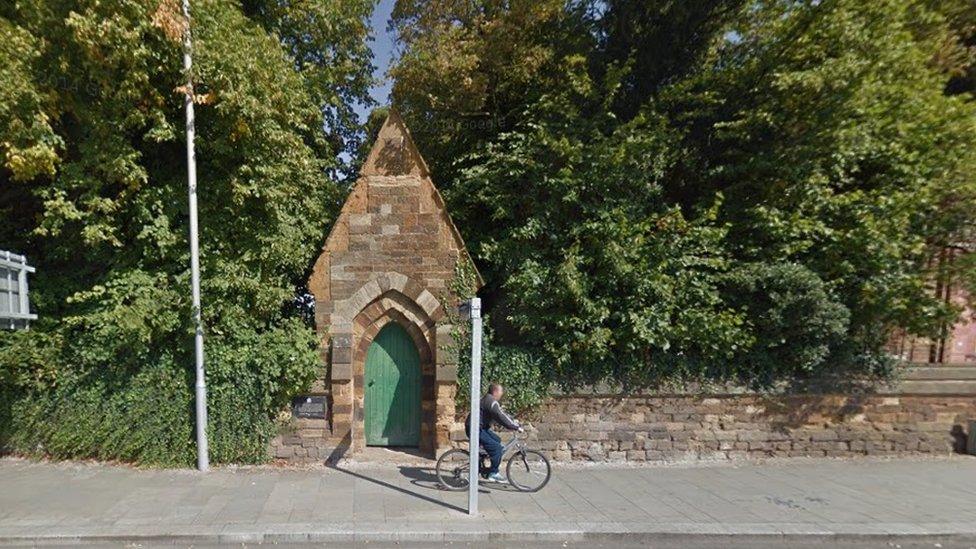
left=353, top=294, right=435, bottom=452
left=328, top=273, right=457, bottom=455
left=361, top=322, right=423, bottom=446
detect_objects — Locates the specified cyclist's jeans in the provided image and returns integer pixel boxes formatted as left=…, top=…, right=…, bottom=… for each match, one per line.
left=480, top=428, right=503, bottom=474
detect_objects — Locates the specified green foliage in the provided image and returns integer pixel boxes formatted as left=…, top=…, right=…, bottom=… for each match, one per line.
left=924, top=0, right=976, bottom=98
left=0, top=0, right=374, bottom=465
left=454, top=111, right=750, bottom=388
left=659, top=0, right=976, bottom=363
left=1, top=317, right=319, bottom=465
left=392, top=0, right=976, bottom=390
left=5, top=359, right=194, bottom=465
left=0, top=330, right=61, bottom=391
left=0, top=18, right=60, bottom=182
left=456, top=322, right=548, bottom=416
left=241, top=0, right=376, bottom=178
left=203, top=319, right=320, bottom=463
left=725, top=263, right=851, bottom=385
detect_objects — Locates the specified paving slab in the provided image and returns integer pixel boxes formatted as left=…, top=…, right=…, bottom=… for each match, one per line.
left=0, top=455, right=975, bottom=544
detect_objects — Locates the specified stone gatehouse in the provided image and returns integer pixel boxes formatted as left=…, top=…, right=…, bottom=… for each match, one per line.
left=274, top=110, right=481, bottom=460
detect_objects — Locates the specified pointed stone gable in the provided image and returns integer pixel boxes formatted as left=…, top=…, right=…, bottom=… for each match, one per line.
left=293, top=109, right=481, bottom=458
left=360, top=108, right=430, bottom=178
left=309, top=109, right=482, bottom=304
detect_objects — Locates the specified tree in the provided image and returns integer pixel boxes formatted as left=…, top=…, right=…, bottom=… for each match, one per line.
left=389, top=0, right=593, bottom=186
left=922, top=0, right=976, bottom=98
left=0, top=0, right=375, bottom=465
left=390, top=0, right=976, bottom=389
left=661, top=0, right=976, bottom=368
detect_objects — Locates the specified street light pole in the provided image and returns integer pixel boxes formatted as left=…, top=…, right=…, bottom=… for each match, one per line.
left=181, top=0, right=209, bottom=472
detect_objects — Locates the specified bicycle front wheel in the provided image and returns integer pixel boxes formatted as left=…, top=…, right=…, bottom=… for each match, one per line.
left=435, top=448, right=471, bottom=491
left=506, top=450, right=551, bottom=492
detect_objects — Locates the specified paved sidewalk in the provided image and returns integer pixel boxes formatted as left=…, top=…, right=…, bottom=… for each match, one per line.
left=0, top=456, right=975, bottom=544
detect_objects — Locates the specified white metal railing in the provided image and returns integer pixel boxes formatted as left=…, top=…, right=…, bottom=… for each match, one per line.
left=0, top=250, right=37, bottom=330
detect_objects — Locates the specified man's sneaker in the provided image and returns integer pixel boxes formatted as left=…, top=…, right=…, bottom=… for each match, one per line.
left=487, top=472, right=507, bottom=483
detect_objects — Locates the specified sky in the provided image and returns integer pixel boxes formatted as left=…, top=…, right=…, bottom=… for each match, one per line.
left=355, top=0, right=398, bottom=123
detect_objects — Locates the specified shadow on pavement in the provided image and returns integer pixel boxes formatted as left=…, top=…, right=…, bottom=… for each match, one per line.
left=398, top=466, right=520, bottom=494
left=327, top=464, right=467, bottom=514
left=398, top=465, right=442, bottom=490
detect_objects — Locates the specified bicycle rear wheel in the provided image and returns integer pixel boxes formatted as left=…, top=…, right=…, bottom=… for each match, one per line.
left=435, top=448, right=471, bottom=491
left=506, top=450, right=551, bottom=492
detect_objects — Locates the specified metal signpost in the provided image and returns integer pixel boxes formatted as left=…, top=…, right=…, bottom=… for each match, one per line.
left=0, top=251, right=37, bottom=330
left=459, top=297, right=483, bottom=516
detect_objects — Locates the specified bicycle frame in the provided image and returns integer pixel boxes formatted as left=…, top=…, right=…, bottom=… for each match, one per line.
left=475, top=432, right=527, bottom=468
left=437, top=430, right=551, bottom=492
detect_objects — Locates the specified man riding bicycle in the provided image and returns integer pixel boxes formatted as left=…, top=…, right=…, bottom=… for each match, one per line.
left=466, top=383, right=524, bottom=483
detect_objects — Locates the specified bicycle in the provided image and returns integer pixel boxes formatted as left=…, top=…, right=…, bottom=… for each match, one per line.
left=435, top=431, right=551, bottom=492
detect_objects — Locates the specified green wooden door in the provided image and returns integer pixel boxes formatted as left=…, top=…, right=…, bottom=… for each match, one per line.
left=364, top=323, right=422, bottom=446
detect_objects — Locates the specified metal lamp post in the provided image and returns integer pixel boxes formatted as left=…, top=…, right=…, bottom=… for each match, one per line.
left=181, top=0, right=209, bottom=472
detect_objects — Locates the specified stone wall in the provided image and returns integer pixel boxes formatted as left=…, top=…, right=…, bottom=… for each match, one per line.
left=271, top=418, right=338, bottom=462
left=453, top=394, right=975, bottom=462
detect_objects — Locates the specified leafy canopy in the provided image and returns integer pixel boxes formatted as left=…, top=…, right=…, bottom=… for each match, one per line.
left=0, top=0, right=375, bottom=465
left=391, top=0, right=976, bottom=390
